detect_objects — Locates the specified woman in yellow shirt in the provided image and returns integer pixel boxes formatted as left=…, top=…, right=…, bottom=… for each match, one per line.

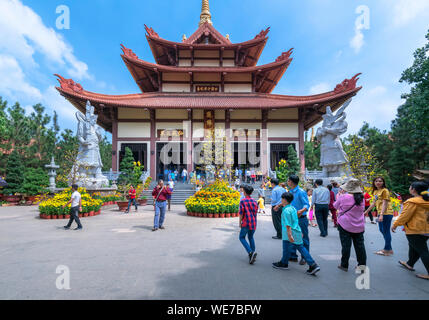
left=365, top=177, right=394, bottom=256
left=392, top=181, right=429, bottom=280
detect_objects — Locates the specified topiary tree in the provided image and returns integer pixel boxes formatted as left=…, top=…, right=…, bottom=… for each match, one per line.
left=3, top=149, right=25, bottom=195
left=286, top=145, right=300, bottom=175
left=21, top=168, right=49, bottom=196
left=119, top=147, right=135, bottom=184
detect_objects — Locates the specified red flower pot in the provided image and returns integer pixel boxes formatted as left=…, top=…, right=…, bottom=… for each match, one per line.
left=97, top=209, right=101, bottom=215
left=203, top=213, right=208, bottom=218
left=220, top=213, right=225, bottom=218
left=83, top=213, right=89, bottom=217
left=78, top=213, right=83, bottom=218
left=52, top=215, right=57, bottom=219
left=59, top=215, right=65, bottom=219
left=198, top=213, right=203, bottom=217
left=65, top=215, right=70, bottom=219
left=208, top=213, right=214, bottom=218
left=117, top=201, right=129, bottom=212
left=45, top=215, right=51, bottom=219
left=89, top=211, right=95, bottom=216
left=225, top=213, right=231, bottom=218
left=214, top=213, right=220, bottom=218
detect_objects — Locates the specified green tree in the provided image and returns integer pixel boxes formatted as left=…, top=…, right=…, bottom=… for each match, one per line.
left=286, top=144, right=300, bottom=174
left=119, top=147, right=135, bottom=184
left=388, top=28, right=429, bottom=193
left=21, top=168, right=49, bottom=196
left=3, top=149, right=25, bottom=195
left=99, top=135, right=112, bottom=172
left=304, top=140, right=321, bottom=171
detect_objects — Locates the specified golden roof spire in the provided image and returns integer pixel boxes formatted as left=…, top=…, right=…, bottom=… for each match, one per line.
left=199, top=0, right=213, bottom=26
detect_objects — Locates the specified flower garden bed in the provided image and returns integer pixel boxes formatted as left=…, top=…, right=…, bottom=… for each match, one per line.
left=185, top=180, right=240, bottom=218
left=38, top=187, right=103, bottom=220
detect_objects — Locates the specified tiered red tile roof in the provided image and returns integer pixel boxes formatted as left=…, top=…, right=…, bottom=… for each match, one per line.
left=55, top=1, right=362, bottom=133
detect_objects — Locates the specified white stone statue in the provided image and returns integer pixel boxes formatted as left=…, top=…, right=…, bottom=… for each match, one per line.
left=316, top=99, right=352, bottom=178
left=71, top=101, right=109, bottom=188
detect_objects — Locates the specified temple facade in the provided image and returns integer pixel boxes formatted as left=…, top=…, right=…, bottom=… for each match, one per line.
left=55, top=0, right=362, bottom=179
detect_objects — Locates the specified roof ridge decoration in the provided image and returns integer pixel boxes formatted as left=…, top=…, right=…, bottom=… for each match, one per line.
left=255, top=27, right=270, bottom=39
left=54, top=74, right=83, bottom=93
left=275, top=48, right=294, bottom=62
left=185, top=22, right=231, bottom=44
left=334, top=73, right=362, bottom=94
left=199, top=0, right=212, bottom=26
left=120, top=44, right=138, bottom=59
left=144, top=24, right=159, bottom=38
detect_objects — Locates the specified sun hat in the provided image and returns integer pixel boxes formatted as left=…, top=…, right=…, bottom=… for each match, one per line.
left=340, top=178, right=362, bottom=194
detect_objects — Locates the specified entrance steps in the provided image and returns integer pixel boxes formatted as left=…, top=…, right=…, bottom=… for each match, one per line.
left=142, top=182, right=272, bottom=205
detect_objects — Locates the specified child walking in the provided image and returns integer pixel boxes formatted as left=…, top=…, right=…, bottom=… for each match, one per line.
left=239, top=184, right=259, bottom=264
left=307, top=189, right=317, bottom=227
left=272, top=192, right=321, bottom=275
left=257, top=195, right=266, bottom=215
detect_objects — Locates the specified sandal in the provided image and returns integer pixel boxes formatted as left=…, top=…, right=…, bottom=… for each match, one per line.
left=375, top=250, right=387, bottom=256
left=416, top=274, right=429, bottom=280
left=398, top=261, right=415, bottom=271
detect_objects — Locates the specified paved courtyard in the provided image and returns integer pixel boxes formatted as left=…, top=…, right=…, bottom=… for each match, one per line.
left=0, top=204, right=428, bottom=300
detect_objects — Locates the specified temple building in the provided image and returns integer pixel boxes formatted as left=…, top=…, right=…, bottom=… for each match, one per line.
left=55, top=0, right=362, bottom=179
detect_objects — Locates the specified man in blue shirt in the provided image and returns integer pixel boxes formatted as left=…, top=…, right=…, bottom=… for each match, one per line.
left=270, top=178, right=284, bottom=239
left=287, top=174, right=310, bottom=264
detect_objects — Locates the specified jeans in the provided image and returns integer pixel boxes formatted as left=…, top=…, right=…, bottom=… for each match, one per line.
left=154, top=201, right=167, bottom=228
left=338, top=224, right=367, bottom=268
left=239, top=227, right=256, bottom=254
left=406, top=234, right=429, bottom=274
left=66, top=206, right=82, bottom=228
left=315, top=204, right=330, bottom=236
left=271, top=206, right=282, bottom=238
left=126, top=198, right=138, bottom=212
left=290, top=216, right=310, bottom=259
left=378, top=215, right=393, bottom=251
left=281, top=240, right=315, bottom=266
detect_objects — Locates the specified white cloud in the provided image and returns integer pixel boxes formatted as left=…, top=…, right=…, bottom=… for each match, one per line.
left=0, top=54, right=42, bottom=100
left=345, top=87, right=403, bottom=134
left=350, top=25, right=364, bottom=53
left=391, top=0, right=429, bottom=26
left=0, top=0, right=90, bottom=79
left=309, top=82, right=331, bottom=95
left=368, top=86, right=387, bottom=96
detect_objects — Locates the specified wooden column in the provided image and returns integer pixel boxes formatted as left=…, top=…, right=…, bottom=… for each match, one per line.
left=225, top=110, right=231, bottom=170
left=150, top=109, right=156, bottom=179
left=261, top=110, right=268, bottom=175
left=298, top=108, right=306, bottom=173
left=187, top=109, right=193, bottom=173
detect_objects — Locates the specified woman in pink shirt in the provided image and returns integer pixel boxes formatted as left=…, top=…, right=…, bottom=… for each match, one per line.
left=334, top=179, right=367, bottom=272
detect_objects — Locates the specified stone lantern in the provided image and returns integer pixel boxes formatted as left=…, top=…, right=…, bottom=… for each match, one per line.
left=45, top=157, right=60, bottom=192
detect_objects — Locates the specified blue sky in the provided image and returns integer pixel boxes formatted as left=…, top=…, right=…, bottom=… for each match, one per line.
left=1, top=0, right=429, bottom=140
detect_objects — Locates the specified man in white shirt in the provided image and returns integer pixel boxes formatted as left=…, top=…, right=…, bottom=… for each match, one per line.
left=63, top=184, right=83, bottom=230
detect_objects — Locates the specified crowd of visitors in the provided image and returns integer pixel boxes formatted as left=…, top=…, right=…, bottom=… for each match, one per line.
left=61, top=169, right=429, bottom=281
left=236, top=174, right=429, bottom=280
